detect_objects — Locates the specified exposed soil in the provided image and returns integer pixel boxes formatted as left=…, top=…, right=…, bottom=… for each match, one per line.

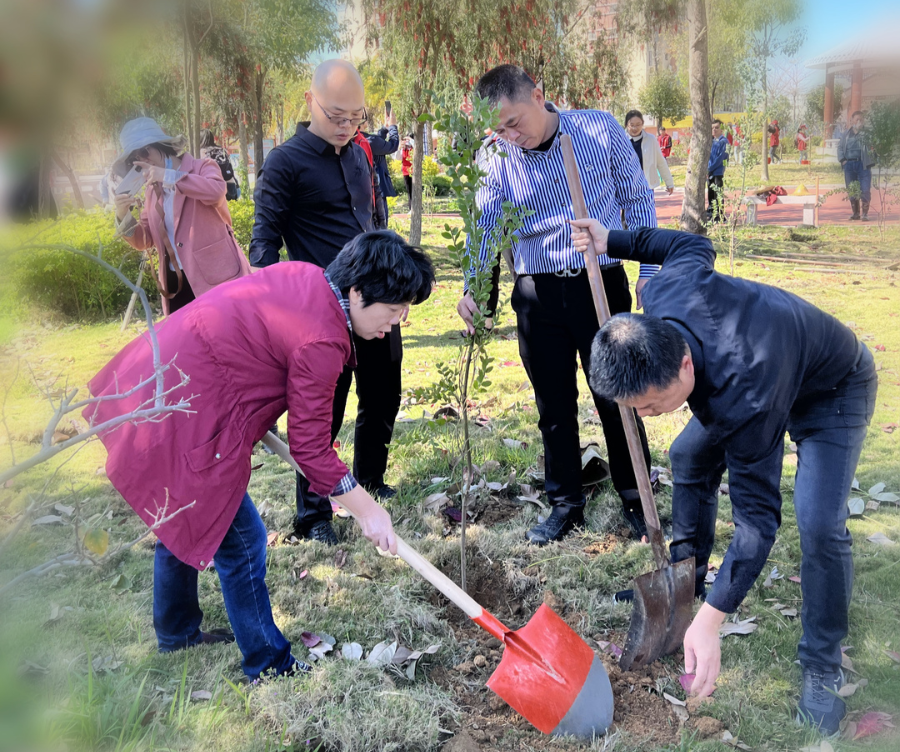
left=581, top=534, right=623, bottom=557
left=434, top=558, right=723, bottom=749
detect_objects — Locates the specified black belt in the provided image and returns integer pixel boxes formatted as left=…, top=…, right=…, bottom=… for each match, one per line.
left=546, top=262, right=622, bottom=278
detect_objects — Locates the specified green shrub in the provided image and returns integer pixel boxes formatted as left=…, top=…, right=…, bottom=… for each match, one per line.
left=8, top=209, right=157, bottom=320
left=228, top=197, right=256, bottom=251
left=431, top=174, right=452, bottom=196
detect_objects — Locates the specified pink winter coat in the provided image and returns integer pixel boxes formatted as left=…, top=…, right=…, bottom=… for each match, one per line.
left=120, top=152, right=251, bottom=314
left=83, top=264, right=355, bottom=569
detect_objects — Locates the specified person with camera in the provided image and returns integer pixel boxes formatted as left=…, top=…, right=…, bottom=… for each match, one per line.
left=112, top=117, right=250, bottom=314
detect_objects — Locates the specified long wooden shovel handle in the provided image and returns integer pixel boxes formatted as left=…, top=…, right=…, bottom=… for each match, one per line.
left=259, top=432, right=495, bottom=623
left=559, top=135, right=668, bottom=570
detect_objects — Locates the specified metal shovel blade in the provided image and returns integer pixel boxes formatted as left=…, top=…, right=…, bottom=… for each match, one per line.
left=618, top=556, right=696, bottom=671
left=486, top=604, right=614, bottom=739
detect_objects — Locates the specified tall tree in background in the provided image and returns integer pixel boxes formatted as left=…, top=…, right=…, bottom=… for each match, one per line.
left=363, top=0, right=598, bottom=244
left=681, top=0, right=711, bottom=234
left=741, top=0, right=805, bottom=181
left=639, top=70, right=689, bottom=127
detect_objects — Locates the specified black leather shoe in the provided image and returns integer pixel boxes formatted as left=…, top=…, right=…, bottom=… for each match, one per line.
left=200, top=628, right=236, bottom=645
left=620, top=490, right=648, bottom=540
left=525, top=505, right=585, bottom=545
left=368, top=484, right=397, bottom=500
left=294, top=519, right=338, bottom=545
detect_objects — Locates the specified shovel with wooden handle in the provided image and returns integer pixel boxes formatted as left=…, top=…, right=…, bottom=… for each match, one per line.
left=260, top=431, right=614, bottom=739
left=559, top=134, right=696, bottom=671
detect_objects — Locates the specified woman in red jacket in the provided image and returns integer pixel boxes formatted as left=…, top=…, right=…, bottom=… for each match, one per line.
left=112, top=118, right=250, bottom=314
left=85, top=231, right=435, bottom=680
left=401, top=133, right=414, bottom=203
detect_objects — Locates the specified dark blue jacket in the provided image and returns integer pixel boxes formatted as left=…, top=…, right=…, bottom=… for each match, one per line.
left=708, top=135, right=729, bottom=177
left=366, top=125, right=399, bottom=198
left=607, top=229, right=861, bottom=613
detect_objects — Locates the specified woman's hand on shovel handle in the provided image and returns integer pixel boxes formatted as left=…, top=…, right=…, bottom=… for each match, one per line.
left=569, top=219, right=609, bottom=256
left=683, top=602, right=727, bottom=697
left=332, top=485, right=397, bottom=555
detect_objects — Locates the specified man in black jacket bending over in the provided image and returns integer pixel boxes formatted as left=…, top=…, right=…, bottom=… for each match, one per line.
left=571, top=220, right=877, bottom=736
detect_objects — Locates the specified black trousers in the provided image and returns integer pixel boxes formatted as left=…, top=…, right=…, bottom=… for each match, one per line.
left=707, top=175, right=725, bottom=220
left=510, top=266, right=651, bottom=509
left=294, top=325, right=403, bottom=525
left=403, top=175, right=413, bottom=202
left=165, top=267, right=196, bottom=313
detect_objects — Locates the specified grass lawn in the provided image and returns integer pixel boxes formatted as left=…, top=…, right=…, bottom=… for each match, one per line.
left=1, top=220, right=899, bottom=752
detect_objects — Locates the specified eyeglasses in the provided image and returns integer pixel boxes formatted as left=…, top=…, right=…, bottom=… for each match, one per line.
left=311, top=94, right=368, bottom=128
left=126, top=147, right=151, bottom=169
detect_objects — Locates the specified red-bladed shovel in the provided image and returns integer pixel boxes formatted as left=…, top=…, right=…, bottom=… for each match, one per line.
left=261, top=432, right=614, bottom=739
left=560, top=134, right=696, bottom=671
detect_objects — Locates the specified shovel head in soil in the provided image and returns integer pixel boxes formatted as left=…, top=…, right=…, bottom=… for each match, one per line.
left=482, top=604, right=614, bottom=739
left=618, top=557, right=696, bottom=671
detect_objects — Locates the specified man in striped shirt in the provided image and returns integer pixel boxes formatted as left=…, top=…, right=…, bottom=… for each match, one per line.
left=457, top=65, right=659, bottom=545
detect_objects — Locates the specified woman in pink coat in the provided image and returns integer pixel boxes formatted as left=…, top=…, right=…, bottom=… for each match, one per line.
left=112, top=118, right=250, bottom=314
left=84, top=231, right=434, bottom=679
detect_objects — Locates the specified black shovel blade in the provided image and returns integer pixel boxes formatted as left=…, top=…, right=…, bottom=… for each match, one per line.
left=618, top=557, right=696, bottom=671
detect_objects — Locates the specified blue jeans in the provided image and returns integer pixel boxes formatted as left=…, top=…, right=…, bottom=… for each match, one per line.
left=670, top=345, right=877, bottom=673
left=153, top=492, right=295, bottom=679
left=843, top=159, right=872, bottom=204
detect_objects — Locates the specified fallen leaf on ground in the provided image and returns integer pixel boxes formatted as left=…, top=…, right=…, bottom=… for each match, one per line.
left=266, top=531, right=278, bottom=547
left=91, top=655, right=123, bottom=673
left=32, top=515, right=64, bottom=526
left=867, top=532, right=896, bottom=546
left=788, top=576, right=802, bottom=583
left=875, top=492, right=899, bottom=502
left=424, top=492, right=449, bottom=511
left=853, top=711, right=894, bottom=740
left=663, top=692, right=686, bottom=706
left=190, top=690, right=212, bottom=701
left=366, top=640, right=398, bottom=666
left=54, top=503, right=74, bottom=516
left=838, top=683, right=859, bottom=697
left=779, top=607, right=798, bottom=618
left=297, top=569, right=308, bottom=580
left=719, top=616, right=758, bottom=637
left=256, top=500, right=273, bottom=518
left=847, top=497, right=866, bottom=517
left=596, top=641, right=623, bottom=657
left=300, top=632, right=321, bottom=648
left=109, top=574, right=132, bottom=592
left=17, top=660, right=49, bottom=677
left=334, top=549, right=348, bottom=569
left=341, top=642, right=363, bottom=661
left=884, top=649, right=900, bottom=663
left=443, top=507, right=462, bottom=522
left=867, top=500, right=881, bottom=511
left=880, top=423, right=898, bottom=434
left=502, top=438, right=527, bottom=450
left=869, top=482, right=887, bottom=496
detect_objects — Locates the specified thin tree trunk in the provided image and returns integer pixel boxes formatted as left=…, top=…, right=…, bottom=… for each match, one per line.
left=761, top=64, right=769, bottom=182
left=410, top=119, right=425, bottom=245
left=251, top=69, right=266, bottom=175
left=182, top=9, right=194, bottom=153
left=48, top=147, right=84, bottom=210
left=191, top=44, right=202, bottom=157
left=276, top=98, right=284, bottom=145
left=681, top=0, right=712, bottom=234
left=238, top=111, right=250, bottom=178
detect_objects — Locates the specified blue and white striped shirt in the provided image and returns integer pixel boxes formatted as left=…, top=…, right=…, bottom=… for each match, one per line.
left=471, top=105, right=659, bottom=279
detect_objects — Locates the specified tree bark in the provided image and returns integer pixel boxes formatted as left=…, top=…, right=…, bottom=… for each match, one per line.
left=681, top=0, right=712, bottom=235
left=238, top=111, right=250, bottom=174
left=760, top=62, right=769, bottom=182
left=182, top=15, right=194, bottom=154
left=276, top=98, right=284, bottom=145
left=410, top=119, right=425, bottom=245
left=49, top=147, right=84, bottom=210
left=251, top=68, right=267, bottom=176
left=191, top=43, right=202, bottom=157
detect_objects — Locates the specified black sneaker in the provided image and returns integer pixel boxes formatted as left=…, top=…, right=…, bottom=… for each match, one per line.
left=797, top=668, right=845, bottom=736
left=525, top=505, right=585, bottom=546
left=849, top=214, right=861, bottom=221
left=294, top=519, right=338, bottom=545
left=620, top=491, right=649, bottom=541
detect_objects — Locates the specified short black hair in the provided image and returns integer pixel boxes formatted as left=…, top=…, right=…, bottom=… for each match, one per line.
left=199, top=129, right=216, bottom=149
left=589, top=314, right=686, bottom=401
left=712, top=118, right=723, bottom=127
left=326, top=230, right=435, bottom=307
left=659, top=126, right=666, bottom=131
left=851, top=110, right=864, bottom=119
left=475, top=65, right=536, bottom=106
left=625, top=110, right=644, bottom=125
left=151, top=142, right=179, bottom=158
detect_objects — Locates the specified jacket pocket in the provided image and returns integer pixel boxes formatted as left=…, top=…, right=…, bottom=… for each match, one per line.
left=191, top=232, right=243, bottom=286
left=187, top=425, right=243, bottom=473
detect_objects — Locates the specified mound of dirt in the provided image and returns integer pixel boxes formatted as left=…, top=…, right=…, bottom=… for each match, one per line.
left=432, top=559, right=722, bottom=748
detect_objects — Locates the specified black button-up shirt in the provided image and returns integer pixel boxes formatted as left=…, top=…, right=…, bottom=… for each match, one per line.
left=249, top=124, right=374, bottom=268
left=607, top=228, right=861, bottom=614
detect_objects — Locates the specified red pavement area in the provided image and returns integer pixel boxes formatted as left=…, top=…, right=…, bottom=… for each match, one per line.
left=653, top=187, right=899, bottom=227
